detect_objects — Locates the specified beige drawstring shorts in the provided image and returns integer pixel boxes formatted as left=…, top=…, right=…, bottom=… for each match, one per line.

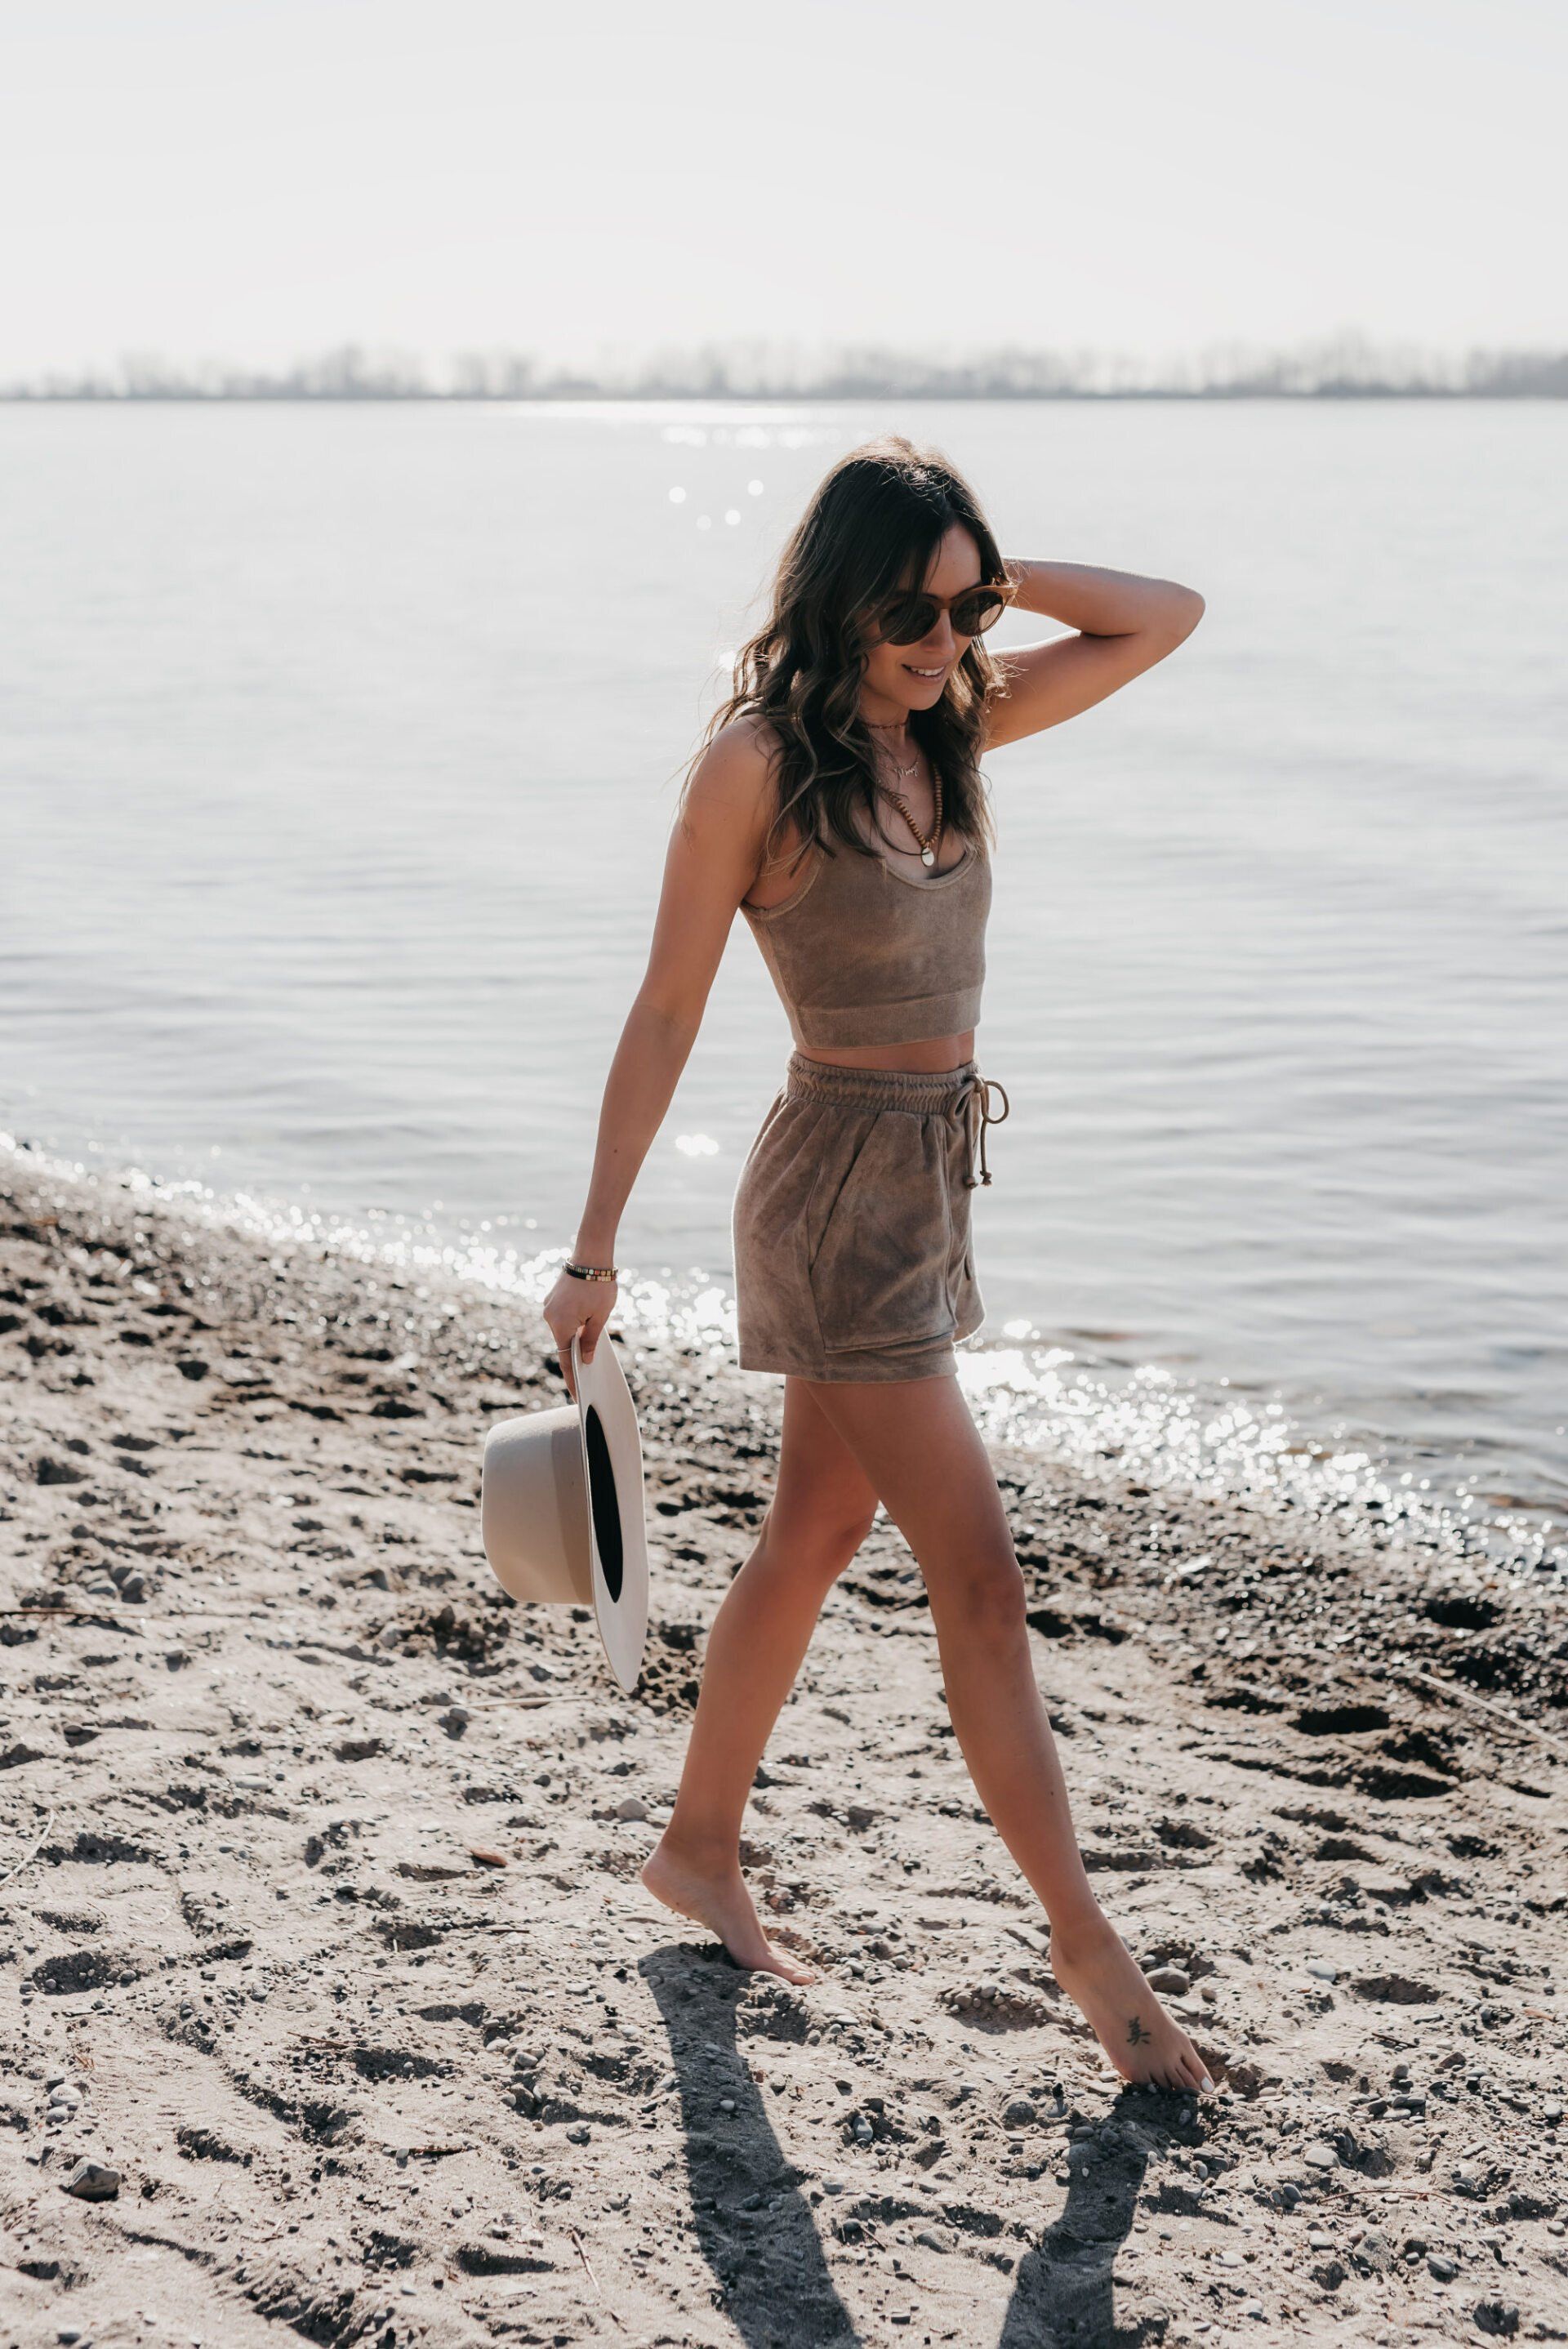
left=731, top=1051, right=1009, bottom=1384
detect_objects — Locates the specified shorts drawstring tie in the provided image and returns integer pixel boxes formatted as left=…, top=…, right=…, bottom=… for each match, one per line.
left=778, top=1050, right=1009, bottom=1187
left=953, top=1072, right=1009, bottom=1188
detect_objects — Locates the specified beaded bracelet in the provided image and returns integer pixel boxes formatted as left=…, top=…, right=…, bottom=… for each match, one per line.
left=564, top=1259, right=617, bottom=1282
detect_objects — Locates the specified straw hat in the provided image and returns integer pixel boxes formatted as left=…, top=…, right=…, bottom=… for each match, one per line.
left=479, top=1330, right=648, bottom=1693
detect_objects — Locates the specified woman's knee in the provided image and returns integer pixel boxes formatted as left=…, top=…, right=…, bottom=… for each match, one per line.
left=762, top=1496, right=878, bottom=1580
left=927, top=1550, right=1028, bottom=1642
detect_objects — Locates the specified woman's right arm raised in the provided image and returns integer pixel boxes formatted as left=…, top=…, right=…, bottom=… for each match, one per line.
left=541, top=719, right=775, bottom=1397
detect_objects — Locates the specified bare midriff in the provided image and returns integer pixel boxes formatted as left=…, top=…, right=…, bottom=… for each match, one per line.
left=742, top=813, right=977, bottom=1075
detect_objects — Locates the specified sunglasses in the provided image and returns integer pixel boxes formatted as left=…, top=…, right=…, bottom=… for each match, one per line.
left=871, top=580, right=1013, bottom=645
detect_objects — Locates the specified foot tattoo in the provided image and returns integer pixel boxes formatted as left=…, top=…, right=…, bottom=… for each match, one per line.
left=1049, top=1913, right=1216, bottom=2094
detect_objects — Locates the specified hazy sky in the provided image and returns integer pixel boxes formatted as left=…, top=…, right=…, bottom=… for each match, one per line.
left=2, top=0, right=1562, bottom=377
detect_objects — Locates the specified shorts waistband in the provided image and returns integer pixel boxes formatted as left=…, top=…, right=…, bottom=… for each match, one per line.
left=784, top=1050, right=979, bottom=1114
left=783, top=1051, right=1012, bottom=1185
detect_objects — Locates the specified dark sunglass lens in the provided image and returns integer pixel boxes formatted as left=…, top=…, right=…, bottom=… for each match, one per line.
left=881, top=595, right=938, bottom=644
left=953, top=589, right=1004, bottom=635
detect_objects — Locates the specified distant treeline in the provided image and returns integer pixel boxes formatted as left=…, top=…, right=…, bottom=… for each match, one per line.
left=5, top=333, right=1566, bottom=401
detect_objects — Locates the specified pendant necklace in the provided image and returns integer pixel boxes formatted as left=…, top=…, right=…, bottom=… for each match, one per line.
left=875, top=764, right=944, bottom=868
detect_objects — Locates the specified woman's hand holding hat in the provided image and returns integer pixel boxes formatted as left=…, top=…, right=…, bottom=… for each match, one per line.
left=543, top=1255, right=617, bottom=1400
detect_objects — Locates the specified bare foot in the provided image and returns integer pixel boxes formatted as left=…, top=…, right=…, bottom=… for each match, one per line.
left=639, top=1834, right=819, bottom=1986
left=1049, top=1912, right=1215, bottom=2095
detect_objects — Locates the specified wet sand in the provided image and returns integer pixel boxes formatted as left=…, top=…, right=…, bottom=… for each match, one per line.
left=2, top=1148, right=1566, bottom=2347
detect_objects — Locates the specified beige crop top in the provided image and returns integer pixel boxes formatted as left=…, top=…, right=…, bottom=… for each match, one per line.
left=739, top=819, right=990, bottom=1049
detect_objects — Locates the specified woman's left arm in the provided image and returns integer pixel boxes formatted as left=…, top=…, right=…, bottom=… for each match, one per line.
left=982, top=558, right=1205, bottom=750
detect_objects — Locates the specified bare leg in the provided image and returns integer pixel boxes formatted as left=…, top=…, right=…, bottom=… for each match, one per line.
left=640, top=1375, right=879, bottom=1985
left=804, top=1371, right=1214, bottom=2095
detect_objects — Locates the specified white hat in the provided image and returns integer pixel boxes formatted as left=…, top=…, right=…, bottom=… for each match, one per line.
left=479, top=1330, right=649, bottom=1693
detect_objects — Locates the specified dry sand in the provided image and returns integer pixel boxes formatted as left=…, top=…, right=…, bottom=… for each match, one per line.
left=2, top=1148, right=1566, bottom=2348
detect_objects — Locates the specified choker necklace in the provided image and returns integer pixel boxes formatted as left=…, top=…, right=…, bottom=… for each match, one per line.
left=867, top=724, right=920, bottom=784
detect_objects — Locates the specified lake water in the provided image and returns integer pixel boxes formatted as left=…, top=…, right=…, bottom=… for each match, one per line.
left=2, top=399, right=1564, bottom=1560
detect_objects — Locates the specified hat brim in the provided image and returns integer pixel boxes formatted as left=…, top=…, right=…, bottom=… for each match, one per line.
left=570, top=1331, right=649, bottom=1693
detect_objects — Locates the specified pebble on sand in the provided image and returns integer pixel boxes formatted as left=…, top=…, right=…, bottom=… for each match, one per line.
left=62, top=2158, right=120, bottom=2200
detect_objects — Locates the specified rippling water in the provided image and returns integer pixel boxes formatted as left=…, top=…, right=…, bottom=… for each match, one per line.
left=2, top=399, right=1564, bottom=1555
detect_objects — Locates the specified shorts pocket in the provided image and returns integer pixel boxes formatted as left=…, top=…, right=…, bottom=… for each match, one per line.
left=732, top=1099, right=828, bottom=1365
left=807, top=1110, right=956, bottom=1356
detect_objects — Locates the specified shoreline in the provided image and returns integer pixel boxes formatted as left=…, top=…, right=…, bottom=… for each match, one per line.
left=3, top=1148, right=1566, bottom=2345
left=7, top=1125, right=1561, bottom=1576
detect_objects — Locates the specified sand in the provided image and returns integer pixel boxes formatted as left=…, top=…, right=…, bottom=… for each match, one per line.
left=2, top=1147, right=1566, bottom=2348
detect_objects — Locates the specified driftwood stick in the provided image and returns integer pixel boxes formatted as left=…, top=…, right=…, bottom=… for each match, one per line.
left=0, top=1808, right=55, bottom=1887
left=568, top=2227, right=624, bottom=2329
left=0, top=1604, right=276, bottom=1622
left=1201, top=1663, right=1568, bottom=1766
left=1391, top=1664, right=1568, bottom=1764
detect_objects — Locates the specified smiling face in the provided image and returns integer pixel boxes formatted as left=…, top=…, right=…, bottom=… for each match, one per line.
left=857, top=520, right=987, bottom=725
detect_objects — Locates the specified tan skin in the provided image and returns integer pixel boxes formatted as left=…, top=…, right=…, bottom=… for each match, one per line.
left=542, top=526, right=1211, bottom=2092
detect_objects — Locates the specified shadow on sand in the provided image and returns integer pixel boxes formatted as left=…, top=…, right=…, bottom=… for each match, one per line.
left=1000, top=2092, right=1195, bottom=2347
left=646, top=1941, right=1198, bottom=2349
left=645, top=1943, right=856, bottom=2346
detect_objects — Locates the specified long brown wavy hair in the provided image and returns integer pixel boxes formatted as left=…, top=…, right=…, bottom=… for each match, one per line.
left=676, top=432, right=1014, bottom=876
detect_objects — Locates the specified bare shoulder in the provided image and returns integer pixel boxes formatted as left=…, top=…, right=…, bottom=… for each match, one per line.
left=677, top=712, right=784, bottom=856
left=688, top=711, right=781, bottom=798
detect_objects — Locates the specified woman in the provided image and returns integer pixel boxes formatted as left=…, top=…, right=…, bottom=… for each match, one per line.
left=542, top=433, right=1211, bottom=2094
